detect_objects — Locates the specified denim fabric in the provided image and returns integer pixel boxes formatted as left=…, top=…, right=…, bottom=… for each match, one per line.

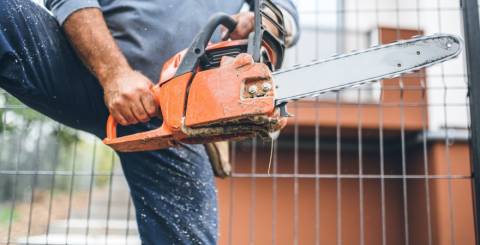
left=0, top=1, right=217, bottom=244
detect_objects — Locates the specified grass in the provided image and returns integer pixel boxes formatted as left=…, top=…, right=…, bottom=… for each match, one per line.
left=0, top=207, right=19, bottom=225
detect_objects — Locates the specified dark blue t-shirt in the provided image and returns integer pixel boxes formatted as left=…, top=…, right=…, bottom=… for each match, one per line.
left=45, top=0, right=299, bottom=82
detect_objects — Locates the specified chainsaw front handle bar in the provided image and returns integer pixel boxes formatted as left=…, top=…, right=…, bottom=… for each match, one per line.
left=175, top=13, right=237, bottom=76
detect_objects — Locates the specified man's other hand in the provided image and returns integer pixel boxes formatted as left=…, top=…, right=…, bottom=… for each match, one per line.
left=226, top=12, right=254, bottom=40
left=224, top=11, right=280, bottom=40
left=103, top=69, right=157, bottom=126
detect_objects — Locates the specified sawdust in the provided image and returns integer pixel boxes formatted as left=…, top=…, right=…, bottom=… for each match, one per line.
left=181, top=115, right=284, bottom=145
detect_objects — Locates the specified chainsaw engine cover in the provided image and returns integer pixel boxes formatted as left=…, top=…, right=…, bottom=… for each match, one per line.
left=180, top=54, right=286, bottom=144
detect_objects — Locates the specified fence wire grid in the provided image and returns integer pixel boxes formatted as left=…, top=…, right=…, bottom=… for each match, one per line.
left=0, top=0, right=479, bottom=244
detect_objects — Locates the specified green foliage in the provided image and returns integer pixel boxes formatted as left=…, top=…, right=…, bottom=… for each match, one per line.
left=94, top=145, right=117, bottom=187
left=53, top=127, right=80, bottom=148
left=0, top=207, right=19, bottom=225
left=0, top=110, right=9, bottom=132
left=5, top=95, right=46, bottom=123
left=0, top=93, right=87, bottom=200
left=0, top=93, right=119, bottom=200
left=0, top=93, right=46, bottom=133
left=1, top=93, right=80, bottom=148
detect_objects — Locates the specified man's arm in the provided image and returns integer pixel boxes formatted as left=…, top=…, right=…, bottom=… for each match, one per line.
left=45, top=1, right=156, bottom=126
left=62, top=9, right=157, bottom=126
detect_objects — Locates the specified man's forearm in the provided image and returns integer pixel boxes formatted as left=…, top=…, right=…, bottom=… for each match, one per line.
left=62, top=8, right=157, bottom=125
left=63, top=8, right=130, bottom=87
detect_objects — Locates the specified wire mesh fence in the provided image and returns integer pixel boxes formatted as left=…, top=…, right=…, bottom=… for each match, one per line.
left=0, top=0, right=477, bottom=244
left=223, top=0, right=474, bottom=244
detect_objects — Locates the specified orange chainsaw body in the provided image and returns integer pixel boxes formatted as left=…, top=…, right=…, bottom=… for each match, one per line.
left=104, top=43, right=284, bottom=152
left=104, top=2, right=287, bottom=152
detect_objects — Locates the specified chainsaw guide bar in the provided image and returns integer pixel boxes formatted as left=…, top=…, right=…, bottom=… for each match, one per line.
left=274, top=34, right=462, bottom=104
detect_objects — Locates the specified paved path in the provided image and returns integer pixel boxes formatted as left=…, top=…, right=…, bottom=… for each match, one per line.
left=18, top=166, right=141, bottom=245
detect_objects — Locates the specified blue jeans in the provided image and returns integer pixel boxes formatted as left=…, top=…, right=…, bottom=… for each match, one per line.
left=0, top=1, right=217, bottom=244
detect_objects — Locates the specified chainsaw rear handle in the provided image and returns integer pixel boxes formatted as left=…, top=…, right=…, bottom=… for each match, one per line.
left=104, top=14, right=237, bottom=148
left=103, top=84, right=177, bottom=152
left=106, top=114, right=118, bottom=139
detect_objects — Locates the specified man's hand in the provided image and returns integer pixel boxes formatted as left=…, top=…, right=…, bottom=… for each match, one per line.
left=224, top=11, right=280, bottom=40
left=103, top=70, right=157, bottom=126
left=63, top=8, right=158, bottom=126
left=226, top=12, right=255, bottom=40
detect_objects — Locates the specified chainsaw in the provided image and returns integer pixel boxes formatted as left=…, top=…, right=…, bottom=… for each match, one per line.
left=103, top=0, right=462, bottom=152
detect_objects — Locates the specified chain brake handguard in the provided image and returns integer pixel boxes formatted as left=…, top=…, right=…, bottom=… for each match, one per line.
left=103, top=0, right=287, bottom=152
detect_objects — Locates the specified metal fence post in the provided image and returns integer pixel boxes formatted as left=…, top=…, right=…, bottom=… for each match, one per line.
left=462, top=0, right=480, bottom=243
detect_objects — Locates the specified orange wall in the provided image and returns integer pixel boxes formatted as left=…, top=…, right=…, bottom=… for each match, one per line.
left=216, top=140, right=474, bottom=244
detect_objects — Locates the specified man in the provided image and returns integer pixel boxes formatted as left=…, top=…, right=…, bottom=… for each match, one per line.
left=0, top=0, right=299, bottom=243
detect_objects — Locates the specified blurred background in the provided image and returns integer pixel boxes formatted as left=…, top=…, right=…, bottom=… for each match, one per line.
left=0, top=0, right=476, bottom=244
